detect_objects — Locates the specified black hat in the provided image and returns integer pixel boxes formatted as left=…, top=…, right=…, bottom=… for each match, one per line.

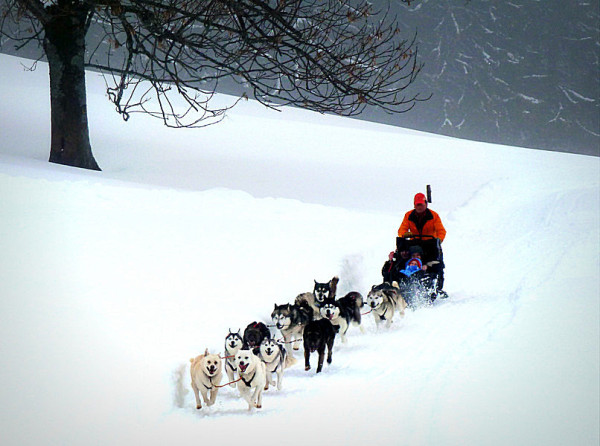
left=409, top=245, right=424, bottom=255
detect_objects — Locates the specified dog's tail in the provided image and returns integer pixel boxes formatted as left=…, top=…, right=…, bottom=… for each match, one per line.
left=295, top=292, right=314, bottom=306
left=284, top=354, right=298, bottom=369
left=346, top=291, right=364, bottom=323
left=350, top=291, right=364, bottom=308
left=387, top=283, right=403, bottom=309
left=329, top=276, right=339, bottom=298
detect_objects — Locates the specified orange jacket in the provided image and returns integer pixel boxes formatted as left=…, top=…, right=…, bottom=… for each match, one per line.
left=397, top=208, right=446, bottom=242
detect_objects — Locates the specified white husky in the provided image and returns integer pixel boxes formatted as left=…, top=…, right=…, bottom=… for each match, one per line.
left=235, top=349, right=267, bottom=410
left=189, top=349, right=223, bottom=409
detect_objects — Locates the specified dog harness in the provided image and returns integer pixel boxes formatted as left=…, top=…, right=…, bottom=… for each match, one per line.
left=240, top=370, right=257, bottom=387
left=226, top=359, right=237, bottom=372
left=203, top=375, right=216, bottom=390
left=262, top=348, right=285, bottom=372
left=375, top=301, right=391, bottom=320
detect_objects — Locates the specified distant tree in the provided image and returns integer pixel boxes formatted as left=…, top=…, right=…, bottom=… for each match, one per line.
left=1, top=0, right=424, bottom=170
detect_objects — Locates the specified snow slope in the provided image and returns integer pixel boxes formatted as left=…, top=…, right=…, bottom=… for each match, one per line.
left=0, top=53, right=598, bottom=446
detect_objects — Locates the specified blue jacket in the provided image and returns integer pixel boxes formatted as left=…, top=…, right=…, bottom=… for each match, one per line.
left=400, top=258, right=422, bottom=277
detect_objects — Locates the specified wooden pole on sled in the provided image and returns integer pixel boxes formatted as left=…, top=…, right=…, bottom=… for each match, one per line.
left=426, top=184, right=432, bottom=203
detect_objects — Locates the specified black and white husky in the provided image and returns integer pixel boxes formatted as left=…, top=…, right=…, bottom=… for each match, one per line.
left=319, top=291, right=364, bottom=343
left=258, top=338, right=288, bottom=391
left=313, top=276, right=339, bottom=305
left=224, top=330, right=244, bottom=387
left=271, top=302, right=313, bottom=353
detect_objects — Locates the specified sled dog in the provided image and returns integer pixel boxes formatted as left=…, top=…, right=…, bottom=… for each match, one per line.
left=295, top=292, right=322, bottom=319
left=258, top=338, right=288, bottom=391
left=190, top=348, right=223, bottom=409
left=303, top=318, right=337, bottom=373
left=224, top=329, right=244, bottom=387
left=235, top=348, right=267, bottom=410
left=243, top=321, right=271, bottom=352
left=313, top=276, right=339, bottom=305
left=271, top=302, right=313, bottom=353
left=366, top=282, right=407, bottom=329
left=319, top=291, right=365, bottom=343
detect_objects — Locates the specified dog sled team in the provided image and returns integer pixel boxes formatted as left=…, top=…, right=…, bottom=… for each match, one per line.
left=190, top=191, right=447, bottom=411
left=190, top=276, right=408, bottom=411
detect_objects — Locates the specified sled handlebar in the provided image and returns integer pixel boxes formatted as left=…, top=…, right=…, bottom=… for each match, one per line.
left=399, top=234, right=438, bottom=240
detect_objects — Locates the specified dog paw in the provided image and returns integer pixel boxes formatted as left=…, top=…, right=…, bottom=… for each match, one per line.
left=293, top=346, right=300, bottom=350
left=256, top=404, right=262, bottom=409
left=305, top=365, right=310, bottom=371
left=196, top=405, right=202, bottom=410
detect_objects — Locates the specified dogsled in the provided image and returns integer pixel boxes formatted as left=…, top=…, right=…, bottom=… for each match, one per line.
left=381, top=234, right=446, bottom=308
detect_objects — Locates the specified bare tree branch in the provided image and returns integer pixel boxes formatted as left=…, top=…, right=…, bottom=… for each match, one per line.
left=1, top=0, right=427, bottom=165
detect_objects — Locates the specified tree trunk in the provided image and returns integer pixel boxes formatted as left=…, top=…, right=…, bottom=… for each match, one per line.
left=43, top=9, right=100, bottom=171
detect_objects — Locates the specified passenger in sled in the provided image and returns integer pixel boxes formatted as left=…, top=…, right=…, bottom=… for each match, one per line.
left=393, top=244, right=443, bottom=303
left=382, top=192, right=448, bottom=304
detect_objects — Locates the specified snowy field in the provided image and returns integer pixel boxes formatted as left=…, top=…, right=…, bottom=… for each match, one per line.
left=0, top=53, right=598, bottom=446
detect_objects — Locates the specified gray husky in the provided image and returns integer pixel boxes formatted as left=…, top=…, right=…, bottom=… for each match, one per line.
left=366, top=282, right=407, bottom=329
left=271, top=302, right=313, bottom=354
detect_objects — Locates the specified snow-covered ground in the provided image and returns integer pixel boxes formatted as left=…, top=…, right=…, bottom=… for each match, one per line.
left=0, top=53, right=598, bottom=446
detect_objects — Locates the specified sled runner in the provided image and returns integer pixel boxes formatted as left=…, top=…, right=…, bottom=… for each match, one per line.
left=381, top=235, right=445, bottom=307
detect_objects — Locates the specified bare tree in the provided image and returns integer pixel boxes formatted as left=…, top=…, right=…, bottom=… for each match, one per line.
left=1, top=0, right=424, bottom=170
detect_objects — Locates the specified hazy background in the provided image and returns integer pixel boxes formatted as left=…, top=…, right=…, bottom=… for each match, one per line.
left=1, top=0, right=598, bottom=156
left=360, top=0, right=599, bottom=157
